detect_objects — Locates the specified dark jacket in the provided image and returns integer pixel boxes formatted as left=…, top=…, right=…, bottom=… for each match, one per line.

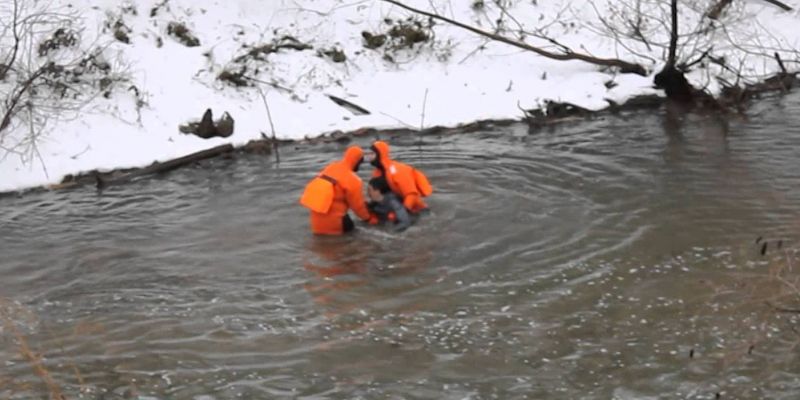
left=368, top=192, right=412, bottom=232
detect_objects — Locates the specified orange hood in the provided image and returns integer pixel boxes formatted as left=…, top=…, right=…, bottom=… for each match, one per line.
left=370, top=140, right=391, bottom=170
left=342, top=146, right=364, bottom=171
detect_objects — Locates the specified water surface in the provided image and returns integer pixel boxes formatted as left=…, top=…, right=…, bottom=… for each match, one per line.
left=2, top=95, right=800, bottom=399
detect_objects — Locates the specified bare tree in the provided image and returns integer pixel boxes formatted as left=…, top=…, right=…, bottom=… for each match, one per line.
left=386, top=0, right=798, bottom=106
left=380, top=0, right=648, bottom=75
left=584, top=0, right=799, bottom=104
left=0, top=0, right=131, bottom=174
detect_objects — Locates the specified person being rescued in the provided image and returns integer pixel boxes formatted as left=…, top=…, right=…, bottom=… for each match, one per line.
left=367, top=177, right=412, bottom=232
left=367, top=140, right=433, bottom=214
left=300, top=146, right=376, bottom=235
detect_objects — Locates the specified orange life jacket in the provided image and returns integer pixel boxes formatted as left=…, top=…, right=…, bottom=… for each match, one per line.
left=370, top=140, right=432, bottom=213
left=300, top=146, right=371, bottom=235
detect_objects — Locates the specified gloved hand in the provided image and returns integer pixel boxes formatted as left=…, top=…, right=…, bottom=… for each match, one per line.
left=367, top=214, right=380, bottom=225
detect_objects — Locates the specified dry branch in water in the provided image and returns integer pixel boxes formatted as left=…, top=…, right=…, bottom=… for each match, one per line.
left=379, top=0, right=647, bottom=75
left=1, top=300, right=64, bottom=399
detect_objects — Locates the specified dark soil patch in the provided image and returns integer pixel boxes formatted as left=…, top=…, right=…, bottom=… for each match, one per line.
left=167, top=22, right=200, bottom=47
left=217, top=69, right=250, bottom=87
left=38, top=28, right=78, bottom=57
left=233, top=36, right=312, bottom=63
left=321, top=48, right=347, bottom=63
left=361, top=17, right=433, bottom=51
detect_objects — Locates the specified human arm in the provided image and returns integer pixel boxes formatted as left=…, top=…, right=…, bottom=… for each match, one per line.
left=344, top=175, right=372, bottom=221
left=388, top=195, right=412, bottom=232
left=391, top=167, right=422, bottom=212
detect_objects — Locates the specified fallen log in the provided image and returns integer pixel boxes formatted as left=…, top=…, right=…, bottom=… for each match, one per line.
left=106, top=144, right=235, bottom=186
left=59, top=144, right=235, bottom=189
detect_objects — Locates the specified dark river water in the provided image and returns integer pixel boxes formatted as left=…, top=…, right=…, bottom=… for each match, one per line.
left=3, top=94, right=800, bottom=399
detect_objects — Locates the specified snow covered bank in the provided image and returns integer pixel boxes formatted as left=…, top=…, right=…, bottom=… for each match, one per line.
left=1, top=0, right=798, bottom=192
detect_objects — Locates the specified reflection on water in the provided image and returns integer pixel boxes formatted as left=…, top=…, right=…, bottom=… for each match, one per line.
left=2, top=94, right=800, bottom=398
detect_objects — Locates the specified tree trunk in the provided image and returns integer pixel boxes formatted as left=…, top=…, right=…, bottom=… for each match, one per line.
left=667, top=0, right=678, bottom=68
left=655, top=0, right=696, bottom=103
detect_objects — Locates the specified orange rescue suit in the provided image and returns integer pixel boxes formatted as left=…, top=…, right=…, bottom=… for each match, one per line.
left=300, top=146, right=371, bottom=235
left=370, top=140, right=433, bottom=213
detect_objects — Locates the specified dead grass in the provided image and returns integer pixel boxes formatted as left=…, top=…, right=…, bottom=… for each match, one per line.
left=694, top=240, right=800, bottom=375
left=0, top=298, right=65, bottom=399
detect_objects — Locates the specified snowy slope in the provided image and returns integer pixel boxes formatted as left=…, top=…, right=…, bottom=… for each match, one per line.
left=1, top=0, right=797, bottom=191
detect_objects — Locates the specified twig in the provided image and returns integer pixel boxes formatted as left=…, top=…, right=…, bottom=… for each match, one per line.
left=0, top=66, right=48, bottom=133
left=681, top=48, right=711, bottom=71
left=492, top=0, right=525, bottom=38
left=256, top=87, right=280, bottom=163
left=760, top=0, right=793, bottom=11
left=766, top=301, right=800, bottom=313
left=516, top=100, right=527, bottom=117
left=458, top=39, right=490, bottom=64
left=775, top=52, right=787, bottom=74
left=420, top=88, right=428, bottom=131
left=28, top=107, right=49, bottom=179
left=69, top=146, right=91, bottom=160
left=378, top=111, right=415, bottom=128
left=0, top=0, right=21, bottom=80
left=285, top=0, right=371, bottom=16
left=243, top=75, right=294, bottom=94
left=582, top=2, right=658, bottom=64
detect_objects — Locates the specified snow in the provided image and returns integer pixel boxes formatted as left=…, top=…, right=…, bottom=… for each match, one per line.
left=1, top=0, right=798, bottom=192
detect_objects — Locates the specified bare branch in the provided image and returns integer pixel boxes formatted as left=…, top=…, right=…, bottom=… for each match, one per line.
left=760, top=0, right=793, bottom=11
left=420, top=88, right=428, bottom=131
left=257, top=87, right=280, bottom=163
left=1, top=0, right=134, bottom=169
left=680, top=48, right=711, bottom=71
left=775, top=52, right=787, bottom=74
left=0, top=0, right=21, bottom=80
left=0, top=65, right=49, bottom=133
left=582, top=3, right=658, bottom=64
left=380, top=0, right=647, bottom=75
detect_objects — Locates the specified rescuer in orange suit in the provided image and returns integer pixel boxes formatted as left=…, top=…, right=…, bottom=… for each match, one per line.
left=300, top=146, right=376, bottom=235
left=367, top=140, right=433, bottom=213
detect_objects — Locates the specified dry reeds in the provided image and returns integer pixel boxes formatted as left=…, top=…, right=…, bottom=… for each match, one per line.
left=0, top=298, right=65, bottom=399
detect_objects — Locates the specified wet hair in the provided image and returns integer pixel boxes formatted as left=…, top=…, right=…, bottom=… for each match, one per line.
left=368, top=177, right=390, bottom=194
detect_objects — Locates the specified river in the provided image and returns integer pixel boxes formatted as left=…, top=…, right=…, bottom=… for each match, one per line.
left=2, top=94, right=800, bottom=399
